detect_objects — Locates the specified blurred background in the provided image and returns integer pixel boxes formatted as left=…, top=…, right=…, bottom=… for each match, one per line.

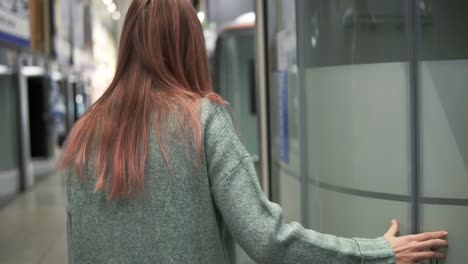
left=0, top=0, right=467, bottom=263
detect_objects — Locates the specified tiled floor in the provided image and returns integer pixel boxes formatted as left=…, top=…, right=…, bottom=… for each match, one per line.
left=0, top=173, right=68, bottom=264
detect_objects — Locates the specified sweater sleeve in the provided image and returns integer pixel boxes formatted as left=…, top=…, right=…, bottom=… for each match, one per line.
left=202, top=101, right=395, bottom=264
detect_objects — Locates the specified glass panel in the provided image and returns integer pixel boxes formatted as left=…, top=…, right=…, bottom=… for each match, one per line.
left=297, top=0, right=411, bottom=236
left=266, top=0, right=302, bottom=223
left=419, top=1, right=468, bottom=263
left=215, top=25, right=259, bottom=264
left=217, top=29, right=259, bottom=161
left=422, top=205, right=467, bottom=264
left=0, top=74, right=20, bottom=200
left=308, top=187, right=410, bottom=237
left=0, top=75, right=18, bottom=170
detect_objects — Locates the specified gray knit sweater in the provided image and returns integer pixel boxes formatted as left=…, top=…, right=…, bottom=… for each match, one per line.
left=66, top=100, right=395, bottom=264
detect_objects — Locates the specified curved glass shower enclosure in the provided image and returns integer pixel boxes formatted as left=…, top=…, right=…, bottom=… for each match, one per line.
left=266, top=1, right=468, bottom=263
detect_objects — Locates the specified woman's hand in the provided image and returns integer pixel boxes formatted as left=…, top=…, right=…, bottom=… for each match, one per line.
left=383, top=220, right=448, bottom=264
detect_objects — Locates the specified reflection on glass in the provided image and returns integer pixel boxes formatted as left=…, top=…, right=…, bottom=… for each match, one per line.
left=267, top=0, right=302, bottom=223
left=216, top=28, right=259, bottom=161
left=419, top=1, right=468, bottom=263
left=297, top=0, right=411, bottom=237
left=214, top=25, right=259, bottom=264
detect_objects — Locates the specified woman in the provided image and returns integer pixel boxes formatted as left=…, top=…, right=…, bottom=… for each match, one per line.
left=60, top=0, right=448, bottom=263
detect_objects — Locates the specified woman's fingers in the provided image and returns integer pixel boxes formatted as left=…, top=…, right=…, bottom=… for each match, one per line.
left=411, top=250, right=446, bottom=261
left=414, top=239, right=448, bottom=251
left=407, top=231, right=448, bottom=242
left=382, top=220, right=449, bottom=264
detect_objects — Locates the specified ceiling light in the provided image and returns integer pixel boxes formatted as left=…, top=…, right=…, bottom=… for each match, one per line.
left=0, top=65, right=12, bottom=75
left=51, top=71, right=63, bottom=80
left=197, top=11, right=206, bottom=23
left=112, top=11, right=121, bottom=21
left=107, top=3, right=116, bottom=13
left=21, top=66, right=45, bottom=76
left=103, top=0, right=112, bottom=5
left=235, top=12, right=256, bottom=24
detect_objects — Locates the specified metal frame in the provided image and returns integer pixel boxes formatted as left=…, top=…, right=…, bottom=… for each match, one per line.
left=65, top=78, right=77, bottom=133
left=254, top=0, right=271, bottom=198
left=15, top=53, right=34, bottom=190
left=405, top=0, right=422, bottom=235
left=295, top=0, right=311, bottom=226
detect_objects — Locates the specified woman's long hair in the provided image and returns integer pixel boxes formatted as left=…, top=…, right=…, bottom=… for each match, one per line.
left=58, top=0, right=223, bottom=199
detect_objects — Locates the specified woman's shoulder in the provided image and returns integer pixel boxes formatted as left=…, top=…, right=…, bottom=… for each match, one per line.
left=201, top=98, right=231, bottom=125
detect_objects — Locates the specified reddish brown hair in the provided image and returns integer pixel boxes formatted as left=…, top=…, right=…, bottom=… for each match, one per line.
left=59, top=0, right=223, bottom=199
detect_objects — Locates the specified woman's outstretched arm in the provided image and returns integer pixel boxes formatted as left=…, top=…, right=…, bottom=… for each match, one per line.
left=203, top=101, right=447, bottom=264
left=203, top=102, right=393, bottom=263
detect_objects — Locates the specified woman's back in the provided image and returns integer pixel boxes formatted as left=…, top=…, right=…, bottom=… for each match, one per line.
left=67, top=102, right=231, bottom=263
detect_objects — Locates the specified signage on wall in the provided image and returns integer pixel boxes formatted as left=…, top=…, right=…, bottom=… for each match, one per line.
left=0, top=0, right=30, bottom=47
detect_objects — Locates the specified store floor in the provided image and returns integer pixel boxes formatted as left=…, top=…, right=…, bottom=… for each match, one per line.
left=0, top=173, right=68, bottom=264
